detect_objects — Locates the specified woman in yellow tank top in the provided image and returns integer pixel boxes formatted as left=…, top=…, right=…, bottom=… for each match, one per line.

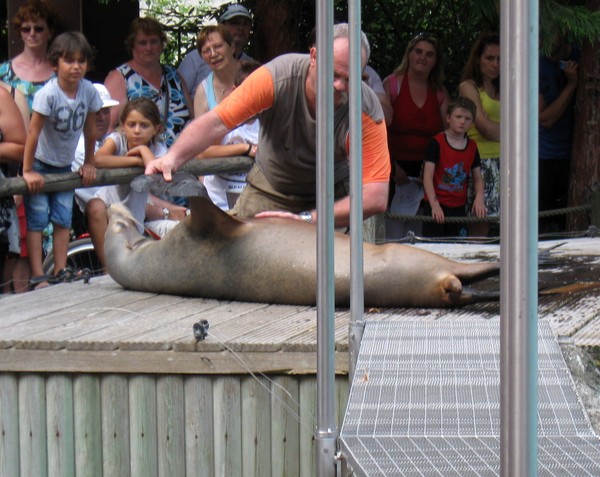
left=459, top=32, right=500, bottom=238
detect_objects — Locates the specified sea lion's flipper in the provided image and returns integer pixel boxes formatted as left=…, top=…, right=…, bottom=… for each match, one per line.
left=130, top=173, right=246, bottom=237
left=455, top=261, right=500, bottom=285
left=459, top=286, right=500, bottom=303
left=131, top=173, right=210, bottom=199
left=187, top=196, right=247, bottom=237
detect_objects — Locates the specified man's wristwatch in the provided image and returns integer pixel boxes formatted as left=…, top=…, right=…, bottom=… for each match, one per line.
left=299, top=211, right=313, bottom=223
left=162, top=207, right=170, bottom=220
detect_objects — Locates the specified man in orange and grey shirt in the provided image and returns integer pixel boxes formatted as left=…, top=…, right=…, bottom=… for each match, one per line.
left=146, top=23, right=390, bottom=228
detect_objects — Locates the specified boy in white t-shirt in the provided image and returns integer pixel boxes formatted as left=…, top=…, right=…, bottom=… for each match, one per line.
left=22, top=32, right=102, bottom=289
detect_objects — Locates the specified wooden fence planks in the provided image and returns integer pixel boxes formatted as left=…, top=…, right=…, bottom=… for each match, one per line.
left=2, top=371, right=349, bottom=476
left=18, top=375, right=47, bottom=477
left=101, top=375, right=130, bottom=477
left=73, top=375, right=102, bottom=477
left=129, top=376, right=158, bottom=477
left=0, top=374, right=20, bottom=477
left=271, top=375, right=300, bottom=477
left=241, top=376, right=272, bottom=477
left=299, top=378, right=317, bottom=477
left=213, top=376, right=243, bottom=476
left=156, top=376, right=186, bottom=477
left=46, top=375, right=75, bottom=477
left=183, top=376, right=214, bottom=477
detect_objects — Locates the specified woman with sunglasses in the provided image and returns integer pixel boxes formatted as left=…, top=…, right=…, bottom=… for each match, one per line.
left=383, top=32, right=449, bottom=240
left=0, top=0, right=59, bottom=293
left=0, top=0, right=58, bottom=110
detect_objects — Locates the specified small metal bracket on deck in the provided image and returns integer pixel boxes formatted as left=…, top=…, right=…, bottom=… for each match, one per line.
left=193, top=319, right=210, bottom=341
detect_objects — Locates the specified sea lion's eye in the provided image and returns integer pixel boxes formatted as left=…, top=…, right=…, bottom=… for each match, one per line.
left=114, top=219, right=128, bottom=230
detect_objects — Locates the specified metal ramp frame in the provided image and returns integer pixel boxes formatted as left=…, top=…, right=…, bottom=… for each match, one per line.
left=339, top=320, right=600, bottom=476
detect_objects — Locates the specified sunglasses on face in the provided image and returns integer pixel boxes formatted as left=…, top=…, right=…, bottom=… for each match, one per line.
left=20, top=25, right=46, bottom=34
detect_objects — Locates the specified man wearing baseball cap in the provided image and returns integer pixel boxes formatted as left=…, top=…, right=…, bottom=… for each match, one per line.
left=178, top=3, right=254, bottom=99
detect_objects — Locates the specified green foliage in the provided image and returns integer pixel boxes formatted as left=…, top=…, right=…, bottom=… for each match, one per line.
left=540, top=0, right=600, bottom=54
left=123, top=0, right=599, bottom=93
left=327, top=0, right=501, bottom=95
left=140, top=0, right=215, bottom=65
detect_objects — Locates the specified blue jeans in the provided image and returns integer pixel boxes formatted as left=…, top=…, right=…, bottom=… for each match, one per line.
left=24, top=160, right=74, bottom=231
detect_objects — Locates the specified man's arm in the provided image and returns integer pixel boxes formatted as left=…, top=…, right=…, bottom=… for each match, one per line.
left=256, top=181, right=388, bottom=228
left=145, top=110, right=230, bottom=181
left=333, top=181, right=388, bottom=227
left=146, top=65, right=275, bottom=181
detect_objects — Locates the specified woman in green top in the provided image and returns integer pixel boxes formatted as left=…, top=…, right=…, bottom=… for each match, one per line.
left=459, top=32, right=500, bottom=238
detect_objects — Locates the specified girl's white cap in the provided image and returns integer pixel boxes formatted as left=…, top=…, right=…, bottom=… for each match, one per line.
left=93, top=83, right=119, bottom=108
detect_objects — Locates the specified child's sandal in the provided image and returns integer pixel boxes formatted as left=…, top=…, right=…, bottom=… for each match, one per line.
left=48, top=267, right=74, bottom=284
left=28, top=275, right=50, bottom=291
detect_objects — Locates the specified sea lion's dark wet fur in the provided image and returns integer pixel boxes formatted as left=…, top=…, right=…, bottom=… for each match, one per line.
left=105, top=176, right=499, bottom=308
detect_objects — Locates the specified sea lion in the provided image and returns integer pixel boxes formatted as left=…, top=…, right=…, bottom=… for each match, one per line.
left=104, top=175, right=499, bottom=308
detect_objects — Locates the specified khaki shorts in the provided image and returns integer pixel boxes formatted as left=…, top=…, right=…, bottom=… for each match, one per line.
left=230, top=165, right=349, bottom=218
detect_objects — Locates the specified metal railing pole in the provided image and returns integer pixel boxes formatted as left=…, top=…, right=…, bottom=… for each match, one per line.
left=500, top=0, right=539, bottom=475
left=315, top=1, right=337, bottom=476
left=347, top=0, right=364, bottom=385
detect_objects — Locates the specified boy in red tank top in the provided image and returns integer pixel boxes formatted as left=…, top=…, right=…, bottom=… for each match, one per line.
left=422, top=96, right=486, bottom=238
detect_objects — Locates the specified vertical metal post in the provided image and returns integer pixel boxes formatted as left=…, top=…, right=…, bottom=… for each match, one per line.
left=499, top=0, right=539, bottom=475
left=347, top=0, right=365, bottom=384
left=315, top=1, right=337, bottom=477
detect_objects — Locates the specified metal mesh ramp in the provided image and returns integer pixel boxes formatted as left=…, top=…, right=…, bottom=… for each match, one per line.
left=339, top=320, right=600, bottom=476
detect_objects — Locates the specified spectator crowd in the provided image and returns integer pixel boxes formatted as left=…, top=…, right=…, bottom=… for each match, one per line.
left=0, top=0, right=580, bottom=294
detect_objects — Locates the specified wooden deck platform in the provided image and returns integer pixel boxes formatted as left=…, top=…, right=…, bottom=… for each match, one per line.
left=2, top=237, right=599, bottom=375
left=1, top=238, right=599, bottom=477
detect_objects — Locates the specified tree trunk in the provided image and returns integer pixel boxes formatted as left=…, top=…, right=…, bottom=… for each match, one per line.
left=568, top=0, right=600, bottom=231
left=253, top=0, right=303, bottom=63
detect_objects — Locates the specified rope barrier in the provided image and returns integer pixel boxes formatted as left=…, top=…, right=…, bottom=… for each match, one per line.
left=385, top=204, right=592, bottom=224
left=377, top=225, right=599, bottom=246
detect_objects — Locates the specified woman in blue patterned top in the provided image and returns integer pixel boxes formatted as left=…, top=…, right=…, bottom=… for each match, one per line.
left=104, top=17, right=193, bottom=147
